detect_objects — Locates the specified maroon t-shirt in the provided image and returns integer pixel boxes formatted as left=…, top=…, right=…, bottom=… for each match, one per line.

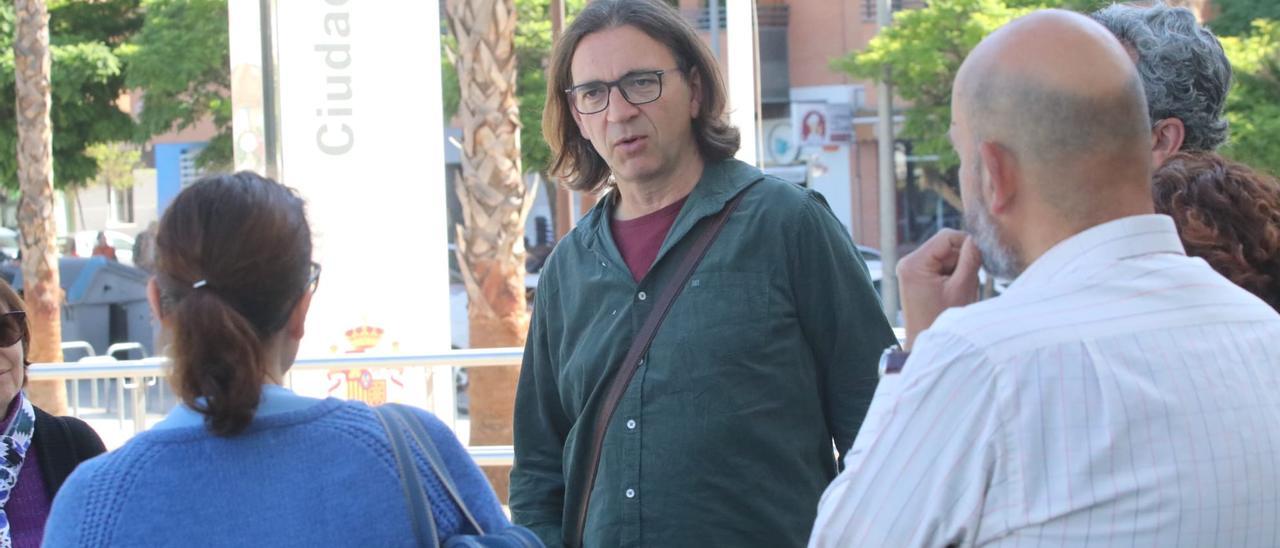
left=610, top=197, right=688, bottom=282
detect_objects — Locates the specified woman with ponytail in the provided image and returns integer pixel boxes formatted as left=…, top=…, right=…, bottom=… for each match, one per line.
left=44, top=173, right=530, bottom=547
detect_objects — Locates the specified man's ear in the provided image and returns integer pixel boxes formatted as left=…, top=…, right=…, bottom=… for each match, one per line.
left=1151, top=117, right=1186, bottom=167
left=978, top=141, right=1019, bottom=215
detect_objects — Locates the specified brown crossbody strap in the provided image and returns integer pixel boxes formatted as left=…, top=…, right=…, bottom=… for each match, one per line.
left=566, top=183, right=755, bottom=547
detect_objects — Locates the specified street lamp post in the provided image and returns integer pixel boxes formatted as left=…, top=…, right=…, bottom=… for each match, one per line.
left=876, top=0, right=899, bottom=324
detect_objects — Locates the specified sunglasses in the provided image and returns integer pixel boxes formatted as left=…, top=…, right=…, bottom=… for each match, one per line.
left=0, top=311, right=27, bottom=349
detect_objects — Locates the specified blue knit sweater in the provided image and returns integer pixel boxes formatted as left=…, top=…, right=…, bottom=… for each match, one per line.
left=43, top=388, right=510, bottom=547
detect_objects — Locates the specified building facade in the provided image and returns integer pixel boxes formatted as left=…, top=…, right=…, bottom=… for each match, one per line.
left=676, top=0, right=934, bottom=251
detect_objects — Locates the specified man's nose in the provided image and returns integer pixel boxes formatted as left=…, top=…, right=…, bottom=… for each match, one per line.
left=605, top=85, right=640, bottom=123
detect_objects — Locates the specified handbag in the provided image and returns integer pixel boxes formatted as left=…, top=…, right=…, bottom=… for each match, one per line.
left=564, top=184, right=754, bottom=547
left=374, top=404, right=543, bottom=548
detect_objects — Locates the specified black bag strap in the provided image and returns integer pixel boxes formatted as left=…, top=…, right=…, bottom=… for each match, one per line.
left=373, top=405, right=440, bottom=547
left=566, top=183, right=754, bottom=547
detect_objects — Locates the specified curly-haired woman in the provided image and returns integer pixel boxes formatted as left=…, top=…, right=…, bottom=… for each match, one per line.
left=1152, top=151, right=1280, bottom=311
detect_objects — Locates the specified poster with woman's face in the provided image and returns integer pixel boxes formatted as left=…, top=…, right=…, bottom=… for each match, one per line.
left=800, top=109, right=827, bottom=147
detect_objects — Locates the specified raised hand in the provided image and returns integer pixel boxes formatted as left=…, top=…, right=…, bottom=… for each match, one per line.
left=896, top=229, right=983, bottom=349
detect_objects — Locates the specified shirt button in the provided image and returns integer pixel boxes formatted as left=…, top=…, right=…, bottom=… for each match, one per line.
left=625, top=488, right=636, bottom=499
left=637, top=291, right=647, bottom=301
left=626, top=419, right=637, bottom=430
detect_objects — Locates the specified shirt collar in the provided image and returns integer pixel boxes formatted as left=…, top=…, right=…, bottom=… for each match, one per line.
left=152, top=384, right=322, bottom=431
left=580, top=158, right=762, bottom=251
left=1006, top=214, right=1186, bottom=293
left=677, top=158, right=762, bottom=220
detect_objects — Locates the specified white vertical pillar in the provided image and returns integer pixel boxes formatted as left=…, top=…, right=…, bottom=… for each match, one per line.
left=727, top=0, right=760, bottom=167
left=227, top=0, right=269, bottom=176
left=233, top=0, right=454, bottom=418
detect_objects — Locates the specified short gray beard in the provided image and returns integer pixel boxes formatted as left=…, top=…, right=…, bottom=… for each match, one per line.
left=964, top=197, right=1023, bottom=281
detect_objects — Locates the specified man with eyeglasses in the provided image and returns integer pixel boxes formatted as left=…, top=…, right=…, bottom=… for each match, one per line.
left=509, top=1, right=896, bottom=547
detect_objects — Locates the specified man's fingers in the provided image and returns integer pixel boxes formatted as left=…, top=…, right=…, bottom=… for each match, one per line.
left=899, top=229, right=967, bottom=278
left=923, top=229, right=968, bottom=274
left=930, top=228, right=969, bottom=252
left=955, top=236, right=983, bottom=281
left=946, top=236, right=983, bottom=299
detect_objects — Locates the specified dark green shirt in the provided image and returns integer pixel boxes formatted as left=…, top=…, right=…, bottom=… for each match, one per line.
left=510, top=159, right=897, bottom=547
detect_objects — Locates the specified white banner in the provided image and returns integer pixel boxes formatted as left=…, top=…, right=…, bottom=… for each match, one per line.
left=227, top=0, right=267, bottom=175
left=727, top=0, right=760, bottom=166
left=235, top=0, right=452, bottom=413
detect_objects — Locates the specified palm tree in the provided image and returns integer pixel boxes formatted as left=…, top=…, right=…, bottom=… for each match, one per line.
left=13, top=0, right=66, bottom=415
left=445, top=0, right=535, bottom=501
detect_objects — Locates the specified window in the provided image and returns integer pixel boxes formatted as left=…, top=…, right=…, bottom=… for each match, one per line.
left=179, top=145, right=206, bottom=189
left=863, top=0, right=927, bottom=21
left=108, top=185, right=135, bottom=224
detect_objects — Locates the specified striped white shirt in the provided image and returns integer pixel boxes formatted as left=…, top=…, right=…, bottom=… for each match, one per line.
left=810, top=215, right=1280, bottom=547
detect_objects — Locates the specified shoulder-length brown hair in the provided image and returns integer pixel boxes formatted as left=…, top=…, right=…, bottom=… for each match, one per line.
left=1153, top=151, right=1280, bottom=312
left=543, top=0, right=741, bottom=193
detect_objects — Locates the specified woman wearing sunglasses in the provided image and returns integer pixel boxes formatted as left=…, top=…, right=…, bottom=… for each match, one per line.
left=44, top=173, right=526, bottom=547
left=0, top=277, right=107, bottom=548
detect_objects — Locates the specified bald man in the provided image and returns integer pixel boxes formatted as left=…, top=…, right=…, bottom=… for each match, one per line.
left=810, top=10, right=1280, bottom=547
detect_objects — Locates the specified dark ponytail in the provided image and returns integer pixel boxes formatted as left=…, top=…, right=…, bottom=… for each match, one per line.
left=154, top=172, right=312, bottom=436
left=168, top=289, right=273, bottom=436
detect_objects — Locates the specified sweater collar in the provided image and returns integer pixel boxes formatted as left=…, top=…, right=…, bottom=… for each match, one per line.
left=153, top=384, right=322, bottom=431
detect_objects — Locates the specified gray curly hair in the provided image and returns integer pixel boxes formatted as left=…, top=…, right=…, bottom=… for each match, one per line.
left=1092, top=2, right=1232, bottom=151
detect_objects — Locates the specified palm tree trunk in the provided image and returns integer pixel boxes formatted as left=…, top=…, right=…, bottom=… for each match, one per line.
left=445, top=0, right=533, bottom=502
left=14, top=0, right=66, bottom=415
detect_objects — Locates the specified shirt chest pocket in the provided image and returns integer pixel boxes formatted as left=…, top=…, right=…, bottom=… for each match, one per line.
left=660, top=271, right=768, bottom=355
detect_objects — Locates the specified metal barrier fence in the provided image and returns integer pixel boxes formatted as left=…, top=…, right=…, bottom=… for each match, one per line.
left=28, top=348, right=525, bottom=466
left=29, top=329, right=905, bottom=468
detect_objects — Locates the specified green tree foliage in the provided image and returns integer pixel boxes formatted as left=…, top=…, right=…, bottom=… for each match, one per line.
left=834, top=0, right=1106, bottom=175
left=86, top=142, right=142, bottom=190
left=442, top=33, right=461, bottom=122
left=1220, top=20, right=1280, bottom=177
left=443, top=0, right=586, bottom=176
left=0, top=1, right=141, bottom=191
left=118, top=0, right=230, bottom=170
left=513, top=0, right=560, bottom=177
left=48, top=0, right=140, bottom=46
left=835, top=0, right=1023, bottom=172
left=1210, top=0, right=1280, bottom=37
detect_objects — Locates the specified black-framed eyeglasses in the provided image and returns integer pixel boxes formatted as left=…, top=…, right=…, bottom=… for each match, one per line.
left=265, top=262, right=321, bottom=333
left=565, top=69, right=678, bottom=115
left=0, top=311, right=27, bottom=349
